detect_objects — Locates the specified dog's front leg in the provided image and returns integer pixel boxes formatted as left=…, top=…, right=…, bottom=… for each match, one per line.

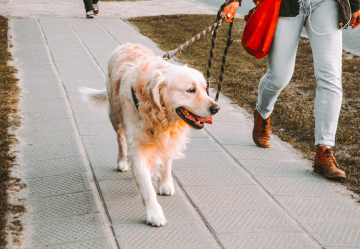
left=131, top=154, right=167, bottom=227
left=158, top=158, right=175, bottom=196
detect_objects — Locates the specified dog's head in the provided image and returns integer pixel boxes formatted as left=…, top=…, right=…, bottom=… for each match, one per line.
left=149, top=64, right=220, bottom=130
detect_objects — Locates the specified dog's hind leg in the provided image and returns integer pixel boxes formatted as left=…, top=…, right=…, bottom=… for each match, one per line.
left=158, top=158, right=175, bottom=196
left=131, top=151, right=167, bottom=227
left=116, top=129, right=129, bottom=172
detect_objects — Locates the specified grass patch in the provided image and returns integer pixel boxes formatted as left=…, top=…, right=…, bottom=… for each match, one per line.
left=0, top=16, right=22, bottom=247
left=128, top=14, right=360, bottom=196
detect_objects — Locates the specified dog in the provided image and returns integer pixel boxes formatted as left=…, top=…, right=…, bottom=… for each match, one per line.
left=80, top=44, right=220, bottom=226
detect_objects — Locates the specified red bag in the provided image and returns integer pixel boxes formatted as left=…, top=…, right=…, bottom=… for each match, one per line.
left=241, top=0, right=282, bottom=59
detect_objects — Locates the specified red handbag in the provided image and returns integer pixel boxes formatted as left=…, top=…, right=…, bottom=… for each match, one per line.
left=241, top=0, right=282, bottom=59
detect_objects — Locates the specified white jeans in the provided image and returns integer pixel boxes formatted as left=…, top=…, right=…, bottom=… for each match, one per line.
left=256, top=0, right=343, bottom=146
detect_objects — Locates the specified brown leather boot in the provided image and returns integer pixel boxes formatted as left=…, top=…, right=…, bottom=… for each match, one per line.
left=252, top=110, right=271, bottom=148
left=314, top=146, right=346, bottom=180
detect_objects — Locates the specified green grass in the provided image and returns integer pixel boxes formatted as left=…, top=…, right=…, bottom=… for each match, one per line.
left=0, top=16, right=23, bottom=248
left=128, top=14, right=360, bottom=196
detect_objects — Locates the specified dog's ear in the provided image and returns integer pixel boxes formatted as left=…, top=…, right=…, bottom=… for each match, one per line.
left=149, top=70, right=164, bottom=108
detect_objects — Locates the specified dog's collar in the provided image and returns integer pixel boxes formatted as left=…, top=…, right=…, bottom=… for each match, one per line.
left=131, top=87, right=141, bottom=117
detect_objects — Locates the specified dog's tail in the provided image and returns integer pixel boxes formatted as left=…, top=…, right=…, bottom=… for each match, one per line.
left=79, top=87, right=108, bottom=110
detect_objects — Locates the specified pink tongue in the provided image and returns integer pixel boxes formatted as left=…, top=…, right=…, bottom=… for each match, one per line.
left=197, top=116, right=213, bottom=124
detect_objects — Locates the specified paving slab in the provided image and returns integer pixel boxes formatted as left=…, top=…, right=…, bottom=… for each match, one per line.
left=6, top=0, right=360, bottom=248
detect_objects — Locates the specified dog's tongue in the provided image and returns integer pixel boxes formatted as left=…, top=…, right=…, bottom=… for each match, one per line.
left=197, top=116, right=213, bottom=124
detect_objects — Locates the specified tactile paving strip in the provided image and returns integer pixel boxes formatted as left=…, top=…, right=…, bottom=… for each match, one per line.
left=42, top=239, right=112, bottom=249
left=201, top=206, right=300, bottom=233
left=77, top=123, right=115, bottom=136
left=189, top=129, right=209, bottom=138
left=303, top=221, right=360, bottom=247
left=184, top=185, right=270, bottom=208
left=114, top=221, right=213, bottom=249
left=22, top=90, right=64, bottom=101
left=99, top=179, right=140, bottom=201
left=20, top=70, right=56, bottom=80
left=217, top=233, right=313, bottom=249
left=21, top=75, right=59, bottom=87
left=31, top=214, right=106, bottom=248
left=31, top=192, right=99, bottom=220
left=212, top=109, right=249, bottom=121
left=277, top=196, right=360, bottom=221
left=173, top=167, right=254, bottom=186
left=86, top=147, right=118, bottom=166
left=210, top=131, right=254, bottom=145
left=185, top=138, right=222, bottom=152
left=73, top=112, right=109, bottom=124
left=82, top=135, right=118, bottom=149
left=28, top=173, right=91, bottom=198
left=21, top=99, right=67, bottom=112
left=61, top=78, right=105, bottom=86
left=107, top=196, right=195, bottom=224
left=92, top=165, right=133, bottom=180
left=257, top=177, right=338, bottom=197
left=239, top=160, right=318, bottom=178
left=173, top=152, right=238, bottom=168
left=224, top=145, right=296, bottom=161
left=21, top=119, right=73, bottom=133
left=21, top=109, right=70, bottom=120
left=69, top=103, right=99, bottom=112
left=205, top=121, right=250, bottom=132
left=26, top=156, right=86, bottom=178
left=20, top=129, right=77, bottom=146
left=22, top=142, right=81, bottom=162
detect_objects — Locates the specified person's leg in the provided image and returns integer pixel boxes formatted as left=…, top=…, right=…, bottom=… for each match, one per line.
left=256, top=9, right=306, bottom=119
left=253, top=7, right=305, bottom=147
left=83, top=0, right=93, bottom=12
left=305, top=0, right=342, bottom=147
left=304, top=0, right=346, bottom=179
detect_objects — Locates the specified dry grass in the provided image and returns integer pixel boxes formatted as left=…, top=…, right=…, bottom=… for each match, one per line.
left=129, top=14, right=360, bottom=195
left=0, top=16, right=22, bottom=248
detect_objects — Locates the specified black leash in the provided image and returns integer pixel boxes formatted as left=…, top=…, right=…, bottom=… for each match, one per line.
left=162, top=0, right=240, bottom=102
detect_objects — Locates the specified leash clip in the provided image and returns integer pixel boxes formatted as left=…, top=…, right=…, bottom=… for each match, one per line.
left=163, top=50, right=176, bottom=60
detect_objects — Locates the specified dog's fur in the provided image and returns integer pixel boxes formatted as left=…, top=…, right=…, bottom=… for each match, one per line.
left=80, top=44, right=219, bottom=226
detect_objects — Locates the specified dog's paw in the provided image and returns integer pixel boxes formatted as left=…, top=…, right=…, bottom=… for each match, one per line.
left=158, top=181, right=175, bottom=196
left=146, top=204, right=167, bottom=227
left=117, top=161, right=129, bottom=172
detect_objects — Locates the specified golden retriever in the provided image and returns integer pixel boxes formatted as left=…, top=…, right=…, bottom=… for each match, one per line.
left=80, top=44, right=219, bottom=226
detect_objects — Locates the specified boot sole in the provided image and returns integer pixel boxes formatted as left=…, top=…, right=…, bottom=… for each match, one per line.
left=314, top=166, right=346, bottom=180
left=252, top=134, right=270, bottom=148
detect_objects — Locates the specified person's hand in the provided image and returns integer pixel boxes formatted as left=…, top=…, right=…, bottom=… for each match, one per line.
left=350, top=10, right=360, bottom=29
left=221, top=1, right=240, bottom=23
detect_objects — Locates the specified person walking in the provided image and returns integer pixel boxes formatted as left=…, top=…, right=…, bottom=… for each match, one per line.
left=222, top=0, right=360, bottom=179
left=83, top=0, right=99, bottom=18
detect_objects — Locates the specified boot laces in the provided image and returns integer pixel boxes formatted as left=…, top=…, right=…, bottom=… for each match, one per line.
left=322, top=148, right=340, bottom=169
left=259, top=120, right=269, bottom=134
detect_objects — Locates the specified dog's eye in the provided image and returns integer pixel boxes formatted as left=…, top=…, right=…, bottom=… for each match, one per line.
left=187, top=88, right=196, bottom=93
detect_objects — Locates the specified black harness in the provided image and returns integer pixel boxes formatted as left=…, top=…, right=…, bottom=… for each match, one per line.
left=131, top=87, right=140, bottom=114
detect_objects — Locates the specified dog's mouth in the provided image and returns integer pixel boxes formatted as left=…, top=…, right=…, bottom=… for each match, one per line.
left=176, top=107, right=213, bottom=130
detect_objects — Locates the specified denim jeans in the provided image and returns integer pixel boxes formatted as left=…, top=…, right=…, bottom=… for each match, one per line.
left=256, top=0, right=343, bottom=146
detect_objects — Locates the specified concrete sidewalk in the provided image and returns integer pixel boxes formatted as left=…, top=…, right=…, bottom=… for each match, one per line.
left=3, top=0, right=360, bottom=248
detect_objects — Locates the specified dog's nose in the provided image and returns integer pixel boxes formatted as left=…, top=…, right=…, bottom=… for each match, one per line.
left=209, top=104, right=220, bottom=114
